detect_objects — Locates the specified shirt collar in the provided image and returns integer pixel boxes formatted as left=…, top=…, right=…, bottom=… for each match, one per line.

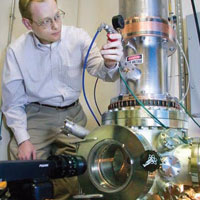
left=32, top=32, right=61, bottom=50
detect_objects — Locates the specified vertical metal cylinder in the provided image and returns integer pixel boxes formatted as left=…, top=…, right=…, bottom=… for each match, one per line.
left=119, top=0, right=168, bottom=19
left=124, top=37, right=168, bottom=97
left=119, top=0, right=170, bottom=98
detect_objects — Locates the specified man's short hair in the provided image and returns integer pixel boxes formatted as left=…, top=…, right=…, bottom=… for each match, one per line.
left=19, top=0, right=57, bottom=19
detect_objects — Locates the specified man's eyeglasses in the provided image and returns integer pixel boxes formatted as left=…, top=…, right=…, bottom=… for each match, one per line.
left=29, top=9, right=65, bottom=29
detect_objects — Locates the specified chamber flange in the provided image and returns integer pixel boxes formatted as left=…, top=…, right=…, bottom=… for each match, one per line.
left=78, top=125, right=155, bottom=200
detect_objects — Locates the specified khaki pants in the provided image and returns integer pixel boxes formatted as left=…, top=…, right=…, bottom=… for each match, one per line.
left=8, top=102, right=87, bottom=200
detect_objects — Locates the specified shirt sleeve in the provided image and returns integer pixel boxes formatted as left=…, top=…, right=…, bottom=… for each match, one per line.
left=1, top=47, right=29, bottom=145
left=80, top=29, right=119, bottom=82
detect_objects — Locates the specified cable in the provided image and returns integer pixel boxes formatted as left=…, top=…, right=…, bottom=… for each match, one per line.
left=176, top=39, right=191, bottom=103
left=82, top=30, right=101, bottom=126
left=94, top=78, right=102, bottom=116
left=179, top=101, right=200, bottom=129
left=191, top=0, right=200, bottom=46
left=169, top=40, right=200, bottom=128
left=170, top=40, right=200, bottom=128
left=119, top=68, right=168, bottom=129
left=82, top=19, right=123, bottom=126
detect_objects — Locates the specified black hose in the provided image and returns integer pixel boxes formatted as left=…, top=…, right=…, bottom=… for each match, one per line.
left=191, top=0, right=200, bottom=46
left=94, top=78, right=102, bottom=116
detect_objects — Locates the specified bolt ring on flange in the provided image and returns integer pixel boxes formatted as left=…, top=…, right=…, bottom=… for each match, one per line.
left=122, top=16, right=176, bottom=56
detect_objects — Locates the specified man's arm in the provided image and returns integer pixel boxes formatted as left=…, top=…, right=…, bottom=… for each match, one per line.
left=80, top=29, right=123, bottom=81
left=1, top=48, right=36, bottom=160
left=101, top=33, right=123, bottom=68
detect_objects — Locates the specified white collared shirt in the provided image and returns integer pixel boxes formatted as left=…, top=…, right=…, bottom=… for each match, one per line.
left=1, top=25, right=119, bottom=144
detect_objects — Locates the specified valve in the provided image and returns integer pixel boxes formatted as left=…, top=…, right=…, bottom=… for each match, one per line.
left=112, top=15, right=125, bottom=31
left=97, top=15, right=124, bottom=40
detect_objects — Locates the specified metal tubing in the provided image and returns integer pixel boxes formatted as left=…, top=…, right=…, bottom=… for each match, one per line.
left=175, top=0, right=186, bottom=105
left=7, top=0, right=16, bottom=45
left=62, top=119, right=90, bottom=139
left=119, top=0, right=168, bottom=19
left=126, top=37, right=168, bottom=96
left=119, top=0, right=170, bottom=98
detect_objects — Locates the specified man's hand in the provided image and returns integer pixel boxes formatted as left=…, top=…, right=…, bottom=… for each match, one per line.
left=18, top=140, right=36, bottom=160
left=101, top=33, right=123, bottom=68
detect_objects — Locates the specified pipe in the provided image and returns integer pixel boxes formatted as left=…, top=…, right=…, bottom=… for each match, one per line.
left=175, top=0, right=186, bottom=106
left=61, top=119, right=90, bottom=139
left=7, top=0, right=16, bottom=46
left=119, top=0, right=170, bottom=97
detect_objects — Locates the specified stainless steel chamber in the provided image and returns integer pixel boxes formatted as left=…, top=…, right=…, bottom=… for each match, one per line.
left=65, top=0, right=200, bottom=199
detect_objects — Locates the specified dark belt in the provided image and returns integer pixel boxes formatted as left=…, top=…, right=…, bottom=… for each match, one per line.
left=32, top=100, right=79, bottom=110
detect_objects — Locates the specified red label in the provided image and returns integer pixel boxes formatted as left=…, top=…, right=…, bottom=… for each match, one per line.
left=126, top=54, right=143, bottom=64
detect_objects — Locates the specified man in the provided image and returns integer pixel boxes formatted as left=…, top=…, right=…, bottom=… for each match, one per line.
left=1, top=0, right=123, bottom=199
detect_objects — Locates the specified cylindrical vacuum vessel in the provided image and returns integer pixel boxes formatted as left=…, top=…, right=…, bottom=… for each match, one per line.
left=119, top=0, right=168, bottom=18
left=102, top=0, right=186, bottom=130
left=77, top=1, right=192, bottom=200
left=119, top=0, right=175, bottom=98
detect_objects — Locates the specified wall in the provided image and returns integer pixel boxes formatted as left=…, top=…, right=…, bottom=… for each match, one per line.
left=0, top=0, right=199, bottom=160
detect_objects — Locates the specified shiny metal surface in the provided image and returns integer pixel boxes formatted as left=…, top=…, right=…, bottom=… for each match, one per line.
left=190, top=138, right=200, bottom=186
left=161, top=156, right=181, bottom=178
left=130, top=127, right=163, bottom=151
left=76, top=0, right=196, bottom=198
left=122, top=37, right=168, bottom=96
left=61, top=119, right=90, bottom=139
left=170, top=145, right=192, bottom=186
left=78, top=125, right=154, bottom=200
left=88, top=140, right=133, bottom=193
left=110, top=94, right=170, bottom=103
left=102, top=108, right=188, bottom=129
left=73, top=194, right=104, bottom=199
left=156, top=129, right=184, bottom=152
left=119, top=0, right=176, bottom=99
left=119, top=0, right=168, bottom=19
